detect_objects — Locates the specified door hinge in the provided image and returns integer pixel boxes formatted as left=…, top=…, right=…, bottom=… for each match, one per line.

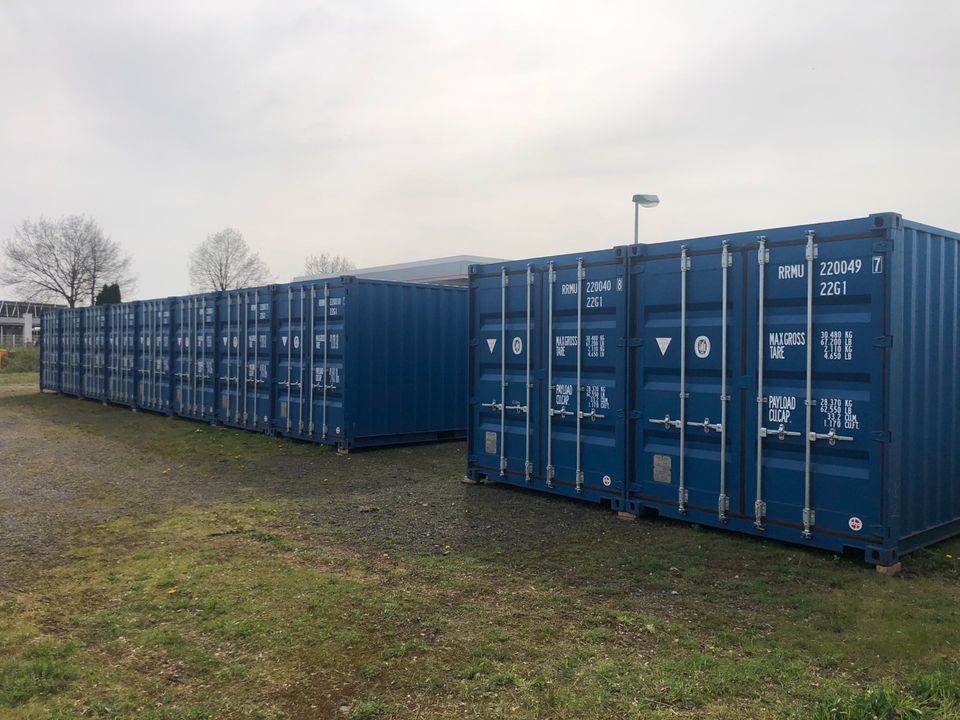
left=629, top=410, right=642, bottom=420
left=872, top=430, right=892, bottom=443
left=872, top=335, right=893, bottom=348
left=628, top=338, right=643, bottom=347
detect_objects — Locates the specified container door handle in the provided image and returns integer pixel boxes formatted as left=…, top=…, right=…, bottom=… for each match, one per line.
left=687, top=418, right=722, bottom=432
left=760, top=424, right=802, bottom=440
left=650, top=415, right=682, bottom=429
left=809, top=428, right=853, bottom=445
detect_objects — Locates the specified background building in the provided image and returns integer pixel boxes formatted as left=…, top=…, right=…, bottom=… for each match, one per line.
left=0, top=300, right=64, bottom=346
left=294, top=255, right=504, bottom=287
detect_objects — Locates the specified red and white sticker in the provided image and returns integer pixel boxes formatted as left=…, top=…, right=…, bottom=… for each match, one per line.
left=848, top=516, right=863, bottom=532
left=602, top=475, right=612, bottom=487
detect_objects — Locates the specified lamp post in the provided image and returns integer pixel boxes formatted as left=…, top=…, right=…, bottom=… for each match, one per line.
left=632, top=194, right=660, bottom=244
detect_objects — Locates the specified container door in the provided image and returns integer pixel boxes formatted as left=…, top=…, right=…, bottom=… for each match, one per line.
left=299, top=282, right=345, bottom=444
left=40, top=312, right=60, bottom=391
left=63, top=310, right=81, bottom=395
left=116, top=305, right=135, bottom=405
left=220, top=288, right=274, bottom=430
left=544, top=258, right=626, bottom=501
left=747, top=234, right=886, bottom=541
left=93, top=307, right=107, bottom=399
left=219, top=292, right=243, bottom=424
left=196, top=296, right=216, bottom=418
left=471, top=265, right=544, bottom=486
left=137, top=300, right=171, bottom=412
left=274, top=285, right=310, bottom=436
left=174, top=297, right=189, bottom=414
left=629, top=244, right=743, bottom=518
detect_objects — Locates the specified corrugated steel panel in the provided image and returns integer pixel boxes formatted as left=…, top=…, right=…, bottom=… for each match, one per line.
left=40, top=311, right=60, bottom=391
left=106, top=303, right=137, bottom=406
left=172, top=293, right=219, bottom=421
left=218, top=285, right=276, bottom=432
left=889, top=218, right=960, bottom=553
left=135, top=299, right=173, bottom=413
left=466, top=212, right=960, bottom=564
left=275, top=278, right=467, bottom=449
left=82, top=305, right=109, bottom=400
left=61, top=308, right=84, bottom=396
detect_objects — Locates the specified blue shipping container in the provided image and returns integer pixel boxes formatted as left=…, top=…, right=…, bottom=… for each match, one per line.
left=40, top=278, right=467, bottom=451
left=467, top=212, right=960, bottom=565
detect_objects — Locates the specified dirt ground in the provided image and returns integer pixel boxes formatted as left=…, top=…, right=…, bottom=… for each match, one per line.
left=0, top=373, right=614, bottom=591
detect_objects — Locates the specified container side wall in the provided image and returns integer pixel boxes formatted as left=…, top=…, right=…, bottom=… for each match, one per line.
left=344, top=280, right=467, bottom=448
left=891, top=221, right=960, bottom=546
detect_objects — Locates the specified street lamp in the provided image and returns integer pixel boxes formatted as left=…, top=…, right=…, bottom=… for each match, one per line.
left=632, top=194, right=660, bottom=244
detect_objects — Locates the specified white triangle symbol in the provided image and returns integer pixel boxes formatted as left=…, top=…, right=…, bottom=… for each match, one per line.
left=222, top=337, right=228, bottom=346
left=486, top=338, right=497, bottom=353
left=282, top=336, right=288, bottom=347
left=656, top=337, right=672, bottom=356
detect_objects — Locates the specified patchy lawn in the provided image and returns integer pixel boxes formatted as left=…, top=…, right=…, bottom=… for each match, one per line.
left=2, top=373, right=959, bottom=719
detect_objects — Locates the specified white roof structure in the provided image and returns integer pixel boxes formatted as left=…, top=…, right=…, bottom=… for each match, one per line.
left=293, top=254, right=504, bottom=286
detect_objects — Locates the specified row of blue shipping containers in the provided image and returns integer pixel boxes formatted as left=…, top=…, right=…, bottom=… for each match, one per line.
left=41, top=278, right=467, bottom=451
left=38, top=211, right=959, bottom=565
left=466, top=212, right=960, bottom=565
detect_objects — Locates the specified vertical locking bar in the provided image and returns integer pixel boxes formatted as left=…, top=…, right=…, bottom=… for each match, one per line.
left=802, top=231, right=817, bottom=538
left=286, top=286, right=293, bottom=431
left=191, top=298, right=197, bottom=413
left=308, top=285, right=315, bottom=434
left=718, top=241, right=731, bottom=520
left=754, top=237, right=768, bottom=529
left=236, top=293, right=242, bottom=423
left=545, top=262, right=556, bottom=486
left=150, top=301, right=156, bottom=407
left=242, top=292, right=249, bottom=424
left=193, top=298, right=199, bottom=413
left=678, top=246, right=690, bottom=513
left=225, top=293, right=231, bottom=419
left=201, top=297, right=206, bottom=415
left=524, top=264, right=533, bottom=481
left=298, top=286, right=305, bottom=433
left=322, top=283, right=330, bottom=438
left=499, top=267, right=508, bottom=475
left=253, top=289, right=260, bottom=427
left=575, top=258, right=584, bottom=492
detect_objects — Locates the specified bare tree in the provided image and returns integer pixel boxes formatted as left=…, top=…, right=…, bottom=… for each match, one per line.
left=303, top=251, right=356, bottom=276
left=0, top=215, right=134, bottom=307
left=189, top=228, right=272, bottom=291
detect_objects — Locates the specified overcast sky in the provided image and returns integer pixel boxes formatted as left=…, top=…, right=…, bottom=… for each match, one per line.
left=1, top=0, right=958, bottom=300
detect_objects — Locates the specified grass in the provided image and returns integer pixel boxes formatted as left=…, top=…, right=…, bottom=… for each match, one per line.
left=0, top=344, right=40, bottom=372
left=1, top=500, right=958, bottom=719
left=2, top=382, right=959, bottom=718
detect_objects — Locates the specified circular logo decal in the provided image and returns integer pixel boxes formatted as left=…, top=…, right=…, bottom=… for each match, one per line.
left=512, top=336, right=523, bottom=355
left=848, top=516, right=863, bottom=532
left=602, top=475, right=612, bottom=487
left=293, top=335, right=300, bottom=349
left=695, top=335, right=711, bottom=358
